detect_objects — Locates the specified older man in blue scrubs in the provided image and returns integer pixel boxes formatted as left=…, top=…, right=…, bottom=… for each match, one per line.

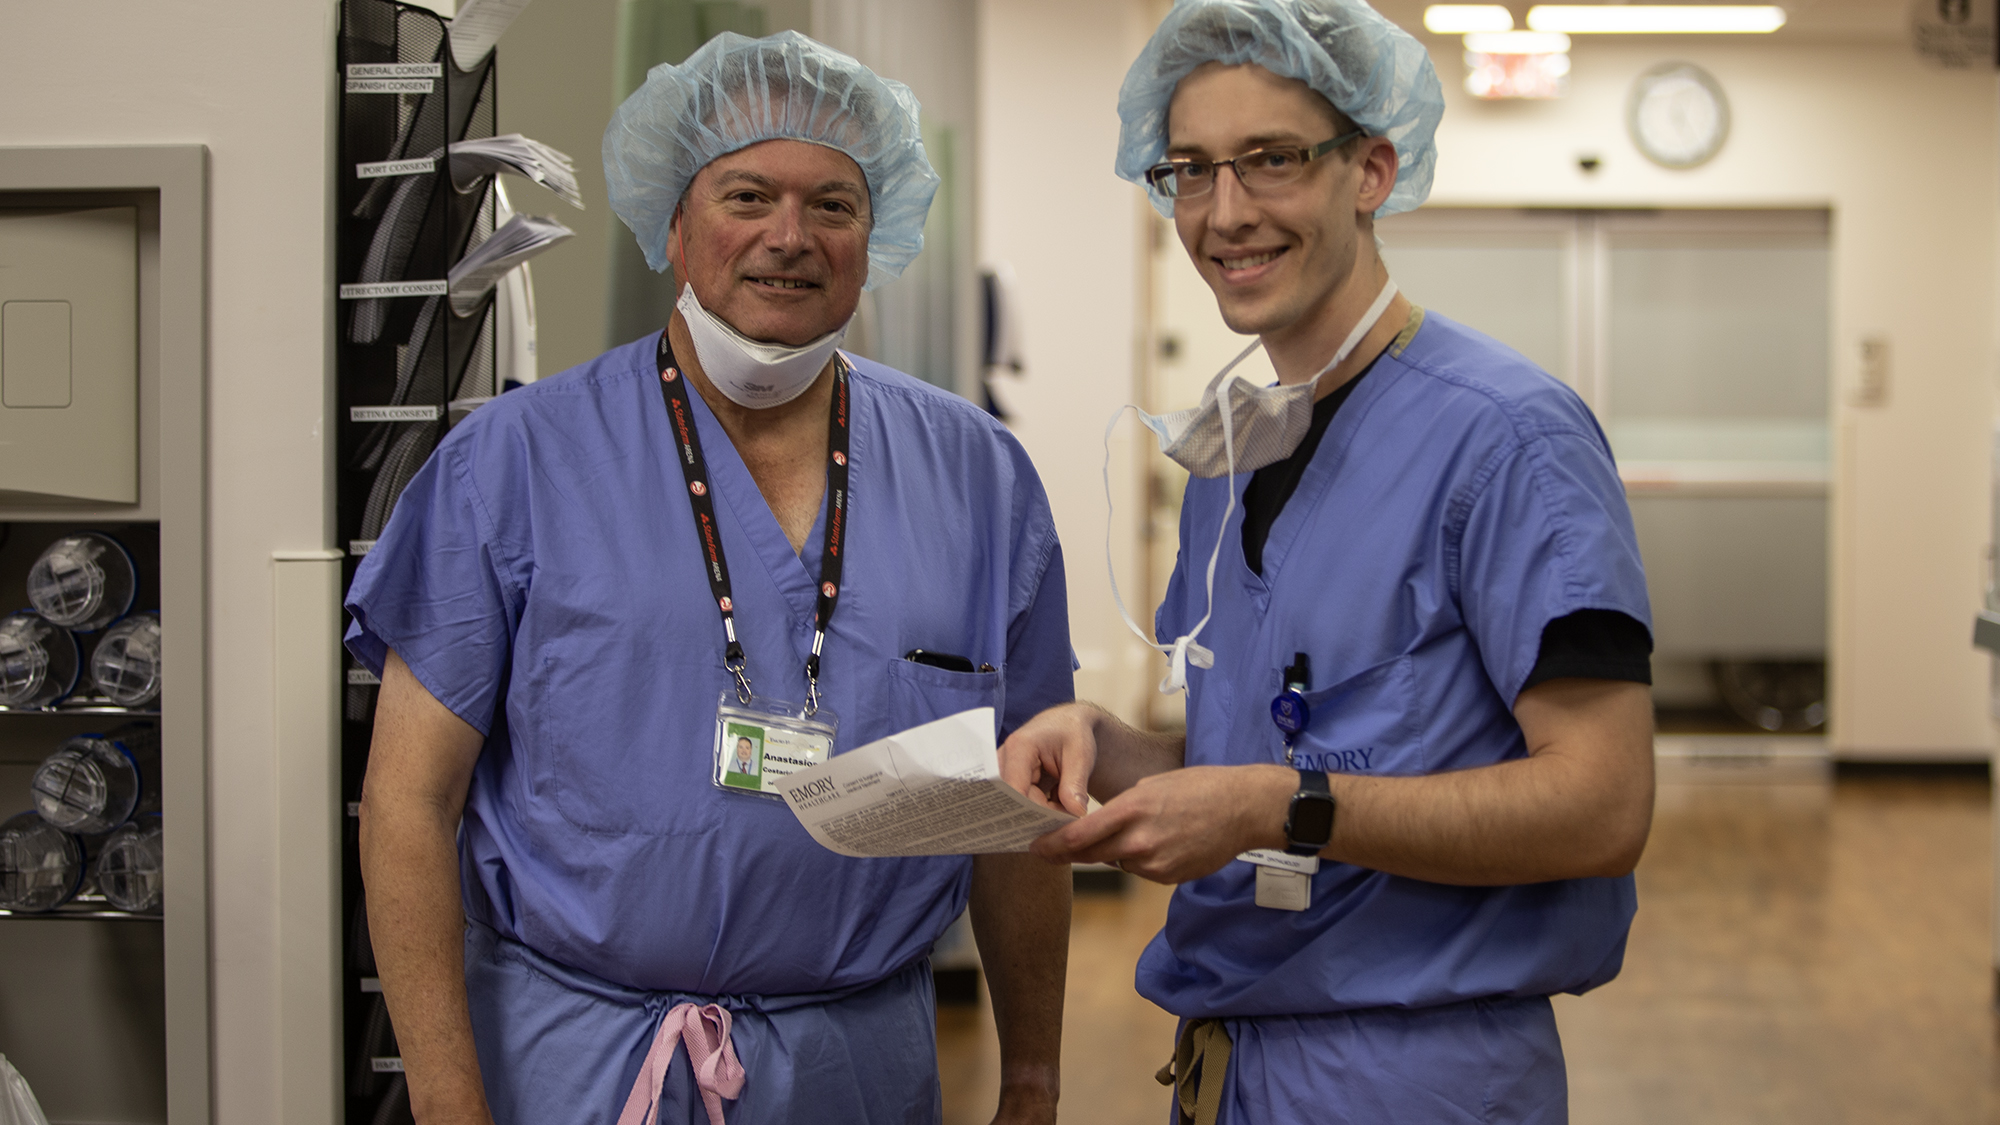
left=349, top=31, right=1070, bottom=1125
left=1001, top=1, right=1654, bottom=1122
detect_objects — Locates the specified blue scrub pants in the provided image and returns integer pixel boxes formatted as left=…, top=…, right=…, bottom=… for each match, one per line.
left=464, top=921, right=942, bottom=1125
left=1195, top=996, right=1567, bottom=1125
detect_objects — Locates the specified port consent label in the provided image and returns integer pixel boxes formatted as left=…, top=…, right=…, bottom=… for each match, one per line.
left=350, top=405, right=441, bottom=422
left=339, top=280, right=448, bottom=299
left=347, top=62, right=442, bottom=78
left=356, top=157, right=437, bottom=178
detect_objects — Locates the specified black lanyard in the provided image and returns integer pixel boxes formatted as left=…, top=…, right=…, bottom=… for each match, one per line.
left=655, top=332, right=850, bottom=714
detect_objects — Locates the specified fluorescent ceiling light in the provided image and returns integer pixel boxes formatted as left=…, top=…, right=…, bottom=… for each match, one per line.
left=1424, top=5, right=1515, bottom=33
left=1526, top=5, right=1786, bottom=33
left=1465, top=30, right=1573, bottom=53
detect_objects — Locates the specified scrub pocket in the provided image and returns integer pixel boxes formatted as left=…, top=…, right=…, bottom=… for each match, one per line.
left=883, top=658, right=1006, bottom=739
left=1292, top=655, right=1424, bottom=776
left=544, top=651, right=725, bottom=837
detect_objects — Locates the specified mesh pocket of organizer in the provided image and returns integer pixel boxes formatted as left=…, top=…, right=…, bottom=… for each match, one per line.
left=346, top=680, right=379, bottom=724
left=351, top=994, right=401, bottom=1099
left=370, top=1075, right=414, bottom=1125
left=359, top=422, right=442, bottom=541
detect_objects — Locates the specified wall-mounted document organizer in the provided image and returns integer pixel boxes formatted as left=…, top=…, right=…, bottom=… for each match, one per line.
left=339, top=0, right=497, bottom=559
left=336, top=4, right=497, bottom=1124
left=338, top=0, right=578, bottom=1114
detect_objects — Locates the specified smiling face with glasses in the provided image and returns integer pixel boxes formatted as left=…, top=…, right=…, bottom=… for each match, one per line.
left=1143, top=130, right=1364, bottom=200
left=1163, top=62, right=1402, bottom=382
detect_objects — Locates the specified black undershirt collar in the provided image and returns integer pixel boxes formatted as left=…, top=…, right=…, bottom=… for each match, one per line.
left=1240, top=359, right=1377, bottom=577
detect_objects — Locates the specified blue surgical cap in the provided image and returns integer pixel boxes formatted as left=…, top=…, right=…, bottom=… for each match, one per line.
left=604, top=30, right=940, bottom=291
left=1116, top=0, right=1444, bottom=219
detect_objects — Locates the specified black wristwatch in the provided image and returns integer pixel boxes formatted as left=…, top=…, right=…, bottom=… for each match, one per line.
left=1284, top=769, right=1335, bottom=857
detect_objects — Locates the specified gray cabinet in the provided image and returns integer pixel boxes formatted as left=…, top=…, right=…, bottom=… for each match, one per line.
left=0, top=146, right=208, bottom=1125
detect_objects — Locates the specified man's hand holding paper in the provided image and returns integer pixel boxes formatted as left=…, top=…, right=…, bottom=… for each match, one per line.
left=780, top=708, right=1076, bottom=857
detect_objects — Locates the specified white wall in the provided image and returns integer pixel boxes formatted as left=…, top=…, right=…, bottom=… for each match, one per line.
left=1415, top=34, right=1999, bottom=758
left=0, top=1, right=339, bottom=1123
left=979, top=0, right=1160, bottom=723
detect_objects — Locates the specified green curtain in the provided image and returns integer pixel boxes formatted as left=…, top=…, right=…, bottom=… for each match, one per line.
left=605, top=0, right=776, bottom=347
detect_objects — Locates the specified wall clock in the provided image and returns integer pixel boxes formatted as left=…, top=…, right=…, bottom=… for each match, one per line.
left=1628, top=62, right=1731, bottom=169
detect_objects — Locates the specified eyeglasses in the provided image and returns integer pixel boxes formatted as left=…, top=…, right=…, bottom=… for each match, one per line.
left=1143, top=131, right=1365, bottom=200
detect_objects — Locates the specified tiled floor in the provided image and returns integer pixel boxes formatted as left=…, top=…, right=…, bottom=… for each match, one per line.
left=938, top=745, right=2000, bottom=1123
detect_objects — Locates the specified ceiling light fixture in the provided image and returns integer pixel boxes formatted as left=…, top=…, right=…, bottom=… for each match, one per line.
left=1423, top=4, right=1516, bottom=34
left=1526, top=5, right=1787, bottom=34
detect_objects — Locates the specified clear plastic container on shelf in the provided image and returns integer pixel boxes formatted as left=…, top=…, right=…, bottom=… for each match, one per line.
left=95, top=815, right=163, bottom=913
left=0, top=812, right=85, bottom=913
left=28, top=723, right=161, bottom=835
left=0, top=612, right=79, bottom=708
left=27, top=532, right=137, bottom=633
left=90, top=612, right=161, bottom=708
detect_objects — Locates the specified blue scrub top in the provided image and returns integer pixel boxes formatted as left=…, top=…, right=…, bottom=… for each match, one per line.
left=1141, top=311, right=1649, bottom=1019
left=345, top=335, right=1074, bottom=997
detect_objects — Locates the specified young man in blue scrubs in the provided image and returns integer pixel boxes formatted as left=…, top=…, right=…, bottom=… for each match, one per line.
left=1001, top=1, right=1655, bottom=1121
left=349, top=32, right=1070, bottom=1125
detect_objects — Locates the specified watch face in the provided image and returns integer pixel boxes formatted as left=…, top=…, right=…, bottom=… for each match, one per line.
left=1288, top=794, right=1336, bottom=846
left=1628, top=62, right=1730, bottom=169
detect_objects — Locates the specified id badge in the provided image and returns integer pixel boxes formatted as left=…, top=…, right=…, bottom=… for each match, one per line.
left=713, top=693, right=839, bottom=799
left=1240, top=848, right=1318, bottom=911
left=1254, top=866, right=1311, bottom=911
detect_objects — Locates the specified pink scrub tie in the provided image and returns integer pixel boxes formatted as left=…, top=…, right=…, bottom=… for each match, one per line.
left=616, top=1002, right=746, bottom=1125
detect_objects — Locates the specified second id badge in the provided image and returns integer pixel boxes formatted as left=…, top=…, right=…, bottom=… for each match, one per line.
left=713, top=693, right=839, bottom=799
left=1240, top=848, right=1319, bottom=911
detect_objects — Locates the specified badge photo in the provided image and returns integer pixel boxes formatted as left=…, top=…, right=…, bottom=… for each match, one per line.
left=720, top=722, right=765, bottom=788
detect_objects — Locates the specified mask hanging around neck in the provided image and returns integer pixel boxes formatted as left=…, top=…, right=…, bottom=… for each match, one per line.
left=676, top=284, right=849, bottom=409
left=1137, top=280, right=1398, bottom=479
left=1104, top=278, right=1399, bottom=694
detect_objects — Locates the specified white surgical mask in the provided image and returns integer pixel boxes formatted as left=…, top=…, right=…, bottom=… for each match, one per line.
left=1106, top=278, right=1399, bottom=693
left=676, top=283, right=849, bottom=409
left=1138, top=279, right=1398, bottom=479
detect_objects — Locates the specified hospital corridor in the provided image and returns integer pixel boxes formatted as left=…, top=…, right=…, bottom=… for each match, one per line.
left=1, top=0, right=1998, bottom=1122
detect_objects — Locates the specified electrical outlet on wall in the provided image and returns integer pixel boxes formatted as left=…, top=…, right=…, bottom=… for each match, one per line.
left=1855, top=334, right=1891, bottom=407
